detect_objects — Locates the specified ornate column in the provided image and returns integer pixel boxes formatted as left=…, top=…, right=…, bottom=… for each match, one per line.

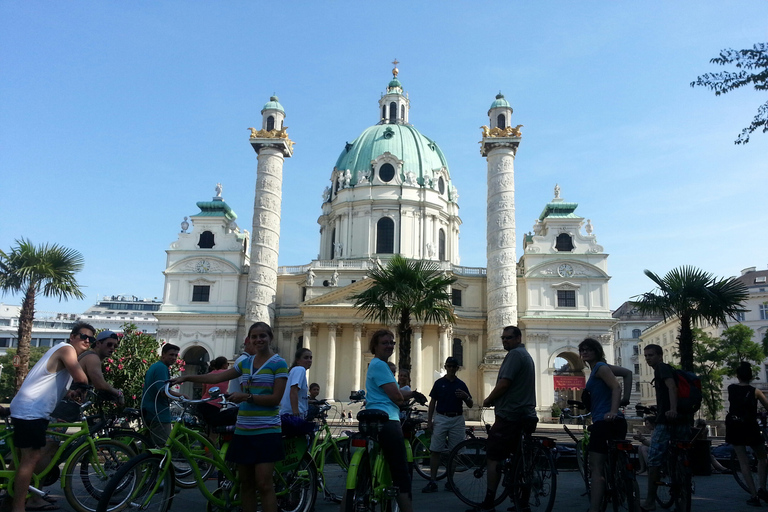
left=326, top=323, right=339, bottom=400
left=246, top=118, right=294, bottom=325
left=412, top=325, right=423, bottom=392
left=353, top=323, right=364, bottom=392
left=301, top=322, right=314, bottom=350
left=439, top=325, right=449, bottom=365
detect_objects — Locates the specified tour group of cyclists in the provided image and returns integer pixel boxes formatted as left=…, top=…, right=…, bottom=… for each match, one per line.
left=7, top=320, right=768, bottom=511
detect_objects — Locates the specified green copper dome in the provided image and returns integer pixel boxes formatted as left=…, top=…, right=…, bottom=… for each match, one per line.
left=388, top=77, right=403, bottom=91
left=261, top=95, right=284, bottom=113
left=335, top=124, right=449, bottom=185
left=489, top=93, right=511, bottom=110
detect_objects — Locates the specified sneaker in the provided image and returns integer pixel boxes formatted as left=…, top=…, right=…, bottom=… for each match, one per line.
left=422, top=481, right=438, bottom=493
left=747, top=496, right=761, bottom=507
left=759, top=488, right=768, bottom=502
left=444, top=481, right=455, bottom=492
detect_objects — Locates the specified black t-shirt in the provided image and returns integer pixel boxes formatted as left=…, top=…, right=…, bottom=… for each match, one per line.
left=429, top=376, right=471, bottom=415
left=654, top=362, right=676, bottom=424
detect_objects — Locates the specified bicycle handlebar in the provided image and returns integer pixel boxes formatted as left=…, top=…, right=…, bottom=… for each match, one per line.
left=163, top=381, right=231, bottom=406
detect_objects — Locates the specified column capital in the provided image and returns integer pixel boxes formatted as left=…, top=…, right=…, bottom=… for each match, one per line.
left=412, top=324, right=423, bottom=335
left=327, top=322, right=340, bottom=335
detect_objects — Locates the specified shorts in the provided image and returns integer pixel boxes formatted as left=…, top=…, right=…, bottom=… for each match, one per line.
left=647, top=422, right=690, bottom=467
left=226, top=433, right=284, bottom=465
left=430, top=413, right=465, bottom=453
left=486, top=415, right=537, bottom=461
left=587, top=418, right=628, bottom=455
left=12, top=418, right=49, bottom=449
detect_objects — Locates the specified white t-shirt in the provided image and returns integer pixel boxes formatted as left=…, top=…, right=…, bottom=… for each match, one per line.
left=279, top=366, right=309, bottom=417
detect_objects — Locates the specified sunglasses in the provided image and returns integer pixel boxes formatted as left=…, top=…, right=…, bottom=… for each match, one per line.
left=104, top=342, right=118, bottom=349
left=500, top=335, right=516, bottom=341
left=78, top=333, right=97, bottom=344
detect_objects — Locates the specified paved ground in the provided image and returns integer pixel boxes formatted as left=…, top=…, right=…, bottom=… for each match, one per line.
left=39, top=467, right=762, bottom=512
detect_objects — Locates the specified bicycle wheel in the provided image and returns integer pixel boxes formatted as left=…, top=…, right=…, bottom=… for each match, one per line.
left=446, top=438, right=508, bottom=508
left=63, top=439, right=135, bottom=512
left=672, top=457, right=691, bottom=512
left=343, top=451, right=372, bottom=512
left=655, top=462, right=674, bottom=509
left=576, top=440, right=591, bottom=496
left=172, top=433, right=214, bottom=488
left=319, top=442, right=349, bottom=504
left=611, top=451, right=639, bottom=512
left=511, top=442, right=557, bottom=512
left=275, top=454, right=317, bottom=512
left=412, top=434, right=446, bottom=481
left=730, top=448, right=757, bottom=494
left=95, top=452, right=174, bottom=512
left=107, top=430, right=151, bottom=455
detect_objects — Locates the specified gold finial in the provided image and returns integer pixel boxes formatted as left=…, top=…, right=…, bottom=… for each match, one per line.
left=392, top=58, right=399, bottom=77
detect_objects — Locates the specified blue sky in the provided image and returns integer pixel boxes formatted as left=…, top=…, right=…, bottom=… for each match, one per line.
left=1, top=2, right=766, bottom=314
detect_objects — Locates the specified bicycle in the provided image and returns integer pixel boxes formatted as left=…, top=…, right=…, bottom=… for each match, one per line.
left=95, top=384, right=317, bottom=512
left=446, top=409, right=557, bottom=512
left=308, top=400, right=351, bottom=503
left=343, top=390, right=412, bottom=512
left=562, top=400, right=592, bottom=496
left=0, top=392, right=135, bottom=512
left=636, top=405, right=692, bottom=512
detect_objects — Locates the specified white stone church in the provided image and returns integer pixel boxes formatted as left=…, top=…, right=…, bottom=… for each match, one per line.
left=155, top=67, right=614, bottom=419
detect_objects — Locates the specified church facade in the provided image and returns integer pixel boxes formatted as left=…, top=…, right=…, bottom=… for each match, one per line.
left=155, top=67, right=614, bottom=419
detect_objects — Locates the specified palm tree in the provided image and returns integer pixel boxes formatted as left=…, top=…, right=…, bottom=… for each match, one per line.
left=632, top=266, right=748, bottom=372
left=0, top=238, right=85, bottom=391
left=350, top=255, right=457, bottom=371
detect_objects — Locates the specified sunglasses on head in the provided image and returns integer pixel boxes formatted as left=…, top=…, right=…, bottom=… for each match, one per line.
left=77, top=333, right=97, bottom=344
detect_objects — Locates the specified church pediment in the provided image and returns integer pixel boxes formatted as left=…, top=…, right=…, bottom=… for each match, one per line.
left=301, top=278, right=371, bottom=307
left=166, top=257, right=241, bottom=275
left=525, top=261, right=608, bottom=279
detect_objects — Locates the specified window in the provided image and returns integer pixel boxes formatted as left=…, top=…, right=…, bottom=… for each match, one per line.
left=452, top=289, right=462, bottom=306
left=198, top=231, right=215, bottom=249
left=497, top=113, right=506, bottom=129
left=400, top=104, right=405, bottom=120
left=632, top=329, right=642, bottom=339
left=382, top=106, right=386, bottom=120
left=192, top=285, right=210, bottom=302
left=555, top=233, right=574, bottom=252
left=438, top=176, right=445, bottom=195
left=760, top=304, right=768, bottom=321
left=376, top=217, right=395, bottom=253
left=330, top=229, right=336, bottom=260
left=379, top=163, right=395, bottom=183
left=389, top=102, right=397, bottom=123
left=439, top=229, right=446, bottom=261
left=557, top=290, right=576, bottom=307
left=635, top=381, right=641, bottom=392
left=266, top=115, right=275, bottom=131
left=452, top=338, right=464, bottom=366
left=0, top=338, right=12, bottom=347
left=633, top=345, right=640, bottom=355
left=735, top=312, right=745, bottom=322
left=634, top=363, right=640, bottom=375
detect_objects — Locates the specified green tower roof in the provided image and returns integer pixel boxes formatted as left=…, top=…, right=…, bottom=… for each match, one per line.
left=194, top=198, right=237, bottom=221
left=261, top=95, right=284, bottom=113
left=489, top=92, right=511, bottom=110
left=538, top=201, right=579, bottom=221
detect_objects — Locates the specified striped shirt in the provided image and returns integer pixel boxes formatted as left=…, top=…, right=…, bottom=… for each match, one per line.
left=233, top=353, right=288, bottom=436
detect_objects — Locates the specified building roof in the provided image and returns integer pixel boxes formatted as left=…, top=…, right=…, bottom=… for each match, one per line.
left=194, top=198, right=237, bottom=220
left=735, top=268, right=768, bottom=288
left=334, top=123, right=450, bottom=184
left=611, top=300, right=665, bottom=321
left=538, top=201, right=580, bottom=221
left=489, top=92, right=511, bottom=111
left=261, top=95, right=284, bottom=114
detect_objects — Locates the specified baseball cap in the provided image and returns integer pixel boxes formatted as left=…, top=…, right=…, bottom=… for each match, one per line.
left=96, top=330, right=118, bottom=342
left=445, top=356, right=460, bottom=367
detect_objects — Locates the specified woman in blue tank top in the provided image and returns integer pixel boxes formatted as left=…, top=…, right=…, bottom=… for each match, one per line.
left=579, top=337, right=627, bottom=512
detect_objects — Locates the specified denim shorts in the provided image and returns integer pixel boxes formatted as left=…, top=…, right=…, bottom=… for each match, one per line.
left=647, top=423, right=690, bottom=467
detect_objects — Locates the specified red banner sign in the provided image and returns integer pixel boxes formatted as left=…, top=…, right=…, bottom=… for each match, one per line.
left=553, top=375, right=585, bottom=390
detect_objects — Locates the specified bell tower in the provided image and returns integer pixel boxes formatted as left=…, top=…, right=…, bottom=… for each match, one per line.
left=377, top=59, right=410, bottom=125
left=246, top=96, right=294, bottom=325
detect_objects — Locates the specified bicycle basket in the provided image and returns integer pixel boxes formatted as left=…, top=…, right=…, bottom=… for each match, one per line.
left=357, top=409, right=390, bottom=436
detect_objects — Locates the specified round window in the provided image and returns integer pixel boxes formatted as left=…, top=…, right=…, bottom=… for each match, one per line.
left=438, top=176, right=446, bottom=195
left=379, top=163, right=395, bottom=183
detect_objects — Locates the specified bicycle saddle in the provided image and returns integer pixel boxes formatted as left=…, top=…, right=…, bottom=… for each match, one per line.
left=357, top=409, right=390, bottom=435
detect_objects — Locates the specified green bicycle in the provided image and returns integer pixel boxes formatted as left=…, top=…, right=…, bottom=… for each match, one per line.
left=308, top=400, right=351, bottom=503
left=95, top=384, right=317, bottom=512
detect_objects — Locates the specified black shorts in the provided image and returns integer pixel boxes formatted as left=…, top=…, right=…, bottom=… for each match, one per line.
left=587, top=418, right=628, bottom=455
left=226, top=432, right=284, bottom=465
left=486, top=415, right=537, bottom=461
left=12, top=418, right=49, bottom=449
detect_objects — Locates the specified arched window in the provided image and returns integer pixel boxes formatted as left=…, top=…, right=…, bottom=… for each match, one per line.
left=376, top=217, right=395, bottom=254
left=379, top=163, right=395, bottom=182
left=382, top=105, right=386, bottom=120
left=389, top=102, right=397, bottom=124
left=439, top=229, right=446, bottom=261
left=632, top=329, right=642, bottom=339
left=452, top=338, right=464, bottom=366
left=400, top=104, right=405, bottom=120
left=267, top=115, right=275, bottom=131
left=555, top=233, right=574, bottom=252
left=330, top=229, right=336, bottom=260
left=497, top=114, right=506, bottom=129
left=198, top=231, right=215, bottom=248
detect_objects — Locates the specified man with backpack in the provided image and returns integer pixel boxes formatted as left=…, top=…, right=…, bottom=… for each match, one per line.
left=641, top=343, right=695, bottom=511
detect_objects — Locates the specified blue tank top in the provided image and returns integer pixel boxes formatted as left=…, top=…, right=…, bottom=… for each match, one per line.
left=585, top=362, right=623, bottom=422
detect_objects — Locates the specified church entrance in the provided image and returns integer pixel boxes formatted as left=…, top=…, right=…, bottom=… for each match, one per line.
left=552, top=351, right=587, bottom=420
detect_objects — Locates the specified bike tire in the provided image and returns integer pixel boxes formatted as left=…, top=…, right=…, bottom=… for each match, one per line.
left=275, top=454, right=318, bottom=512
left=446, top=438, right=508, bottom=508
left=172, top=432, right=215, bottom=489
left=611, top=450, right=639, bottom=512
left=95, top=452, right=175, bottom=512
left=730, top=448, right=756, bottom=494
left=412, top=433, right=447, bottom=481
left=343, top=451, right=372, bottom=512
left=106, top=429, right=151, bottom=455
left=672, top=457, right=692, bottom=512
left=511, top=441, right=557, bottom=512
left=63, top=439, right=135, bottom=512
left=576, top=440, right=591, bottom=496
left=655, top=461, right=674, bottom=509
left=319, top=442, right=349, bottom=504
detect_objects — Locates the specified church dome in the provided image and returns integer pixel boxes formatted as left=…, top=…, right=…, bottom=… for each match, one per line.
left=261, top=95, right=284, bottom=113
left=489, top=93, right=510, bottom=110
left=334, top=124, right=449, bottom=185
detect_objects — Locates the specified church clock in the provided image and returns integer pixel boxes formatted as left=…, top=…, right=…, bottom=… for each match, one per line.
left=558, top=263, right=574, bottom=278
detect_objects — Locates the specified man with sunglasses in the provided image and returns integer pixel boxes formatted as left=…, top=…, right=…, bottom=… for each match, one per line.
left=9, top=322, right=93, bottom=512
left=78, top=330, right=124, bottom=405
left=422, top=356, right=472, bottom=493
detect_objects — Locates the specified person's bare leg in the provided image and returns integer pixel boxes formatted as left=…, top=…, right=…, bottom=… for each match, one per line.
left=429, top=452, right=441, bottom=482
left=642, top=466, right=659, bottom=510
left=396, top=491, right=413, bottom=512
left=238, top=464, right=257, bottom=512
left=255, top=462, right=277, bottom=512
left=735, top=445, right=758, bottom=498
left=12, top=447, right=43, bottom=512
left=589, top=451, right=607, bottom=512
